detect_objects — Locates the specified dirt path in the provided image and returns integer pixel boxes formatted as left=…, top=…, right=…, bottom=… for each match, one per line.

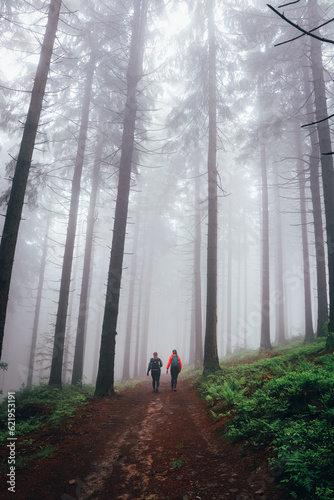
left=0, top=375, right=287, bottom=500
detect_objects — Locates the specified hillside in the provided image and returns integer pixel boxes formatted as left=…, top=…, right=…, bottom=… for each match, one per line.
left=0, top=339, right=333, bottom=499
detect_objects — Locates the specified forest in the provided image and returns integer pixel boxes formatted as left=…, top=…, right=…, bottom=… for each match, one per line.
left=1, top=0, right=334, bottom=398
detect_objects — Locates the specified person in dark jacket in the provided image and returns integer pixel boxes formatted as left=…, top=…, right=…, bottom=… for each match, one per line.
left=147, top=352, right=163, bottom=393
left=166, top=349, right=182, bottom=391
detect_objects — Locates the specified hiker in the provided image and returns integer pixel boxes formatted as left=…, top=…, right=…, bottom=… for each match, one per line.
left=147, top=352, right=163, bottom=393
left=166, top=349, right=182, bottom=391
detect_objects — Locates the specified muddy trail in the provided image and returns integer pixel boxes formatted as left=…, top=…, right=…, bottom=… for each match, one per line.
left=0, top=375, right=287, bottom=500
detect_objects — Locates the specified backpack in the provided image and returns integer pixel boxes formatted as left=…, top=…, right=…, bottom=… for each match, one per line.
left=151, top=358, right=160, bottom=371
left=171, top=355, right=180, bottom=370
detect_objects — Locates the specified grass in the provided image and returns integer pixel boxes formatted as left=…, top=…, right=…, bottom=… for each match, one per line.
left=198, top=338, right=334, bottom=500
left=35, top=443, right=54, bottom=459
left=0, top=383, right=94, bottom=445
left=114, top=377, right=146, bottom=391
left=171, top=457, right=185, bottom=469
left=0, top=376, right=147, bottom=448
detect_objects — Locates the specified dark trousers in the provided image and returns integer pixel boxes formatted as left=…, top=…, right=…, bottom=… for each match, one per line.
left=170, top=366, right=179, bottom=388
left=151, top=370, right=160, bottom=390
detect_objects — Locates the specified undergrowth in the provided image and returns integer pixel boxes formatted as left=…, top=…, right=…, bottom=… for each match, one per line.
left=199, top=338, right=334, bottom=499
left=0, top=383, right=94, bottom=445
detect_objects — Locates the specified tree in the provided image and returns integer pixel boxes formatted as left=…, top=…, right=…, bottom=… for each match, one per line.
left=301, top=58, right=328, bottom=336
left=225, top=195, right=233, bottom=356
left=307, top=0, right=334, bottom=347
left=71, top=120, right=105, bottom=386
left=273, top=169, right=286, bottom=345
left=193, top=160, right=204, bottom=367
left=95, top=0, right=148, bottom=396
left=296, top=126, right=314, bottom=342
left=49, top=50, right=95, bottom=386
left=27, top=216, right=50, bottom=387
left=122, top=191, right=141, bottom=381
left=0, top=0, right=62, bottom=359
left=259, top=138, right=272, bottom=351
left=268, top=0, right=334, bottom=345
left=203, top=0, right=220, bottom=373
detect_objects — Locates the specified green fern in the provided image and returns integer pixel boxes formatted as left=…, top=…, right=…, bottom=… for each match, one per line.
left=199, top=339, right=334, bottom=497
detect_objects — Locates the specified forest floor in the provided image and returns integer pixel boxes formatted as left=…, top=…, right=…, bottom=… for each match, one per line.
left=0, top=374, right=290, bottom=500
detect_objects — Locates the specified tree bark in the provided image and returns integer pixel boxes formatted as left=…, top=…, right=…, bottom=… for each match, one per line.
left=203, top=0, right=220, bottom=373
left=273, top=169, right=286, bottom=345
left=242, top=208, right=248, bottom=350
left=133, top=255, right=144, bottom=380
left=122, top=192, right=141, bottom=381
left=308, top=0, right=334, bottom=346
left=0, top=0, right=62, bottom=359
left=296, top=128, right=314, bottom=342
left=302, top=56, right=328, bottom=336
left=138, top=238, right=154, bottom=376
left=226, top=197, right=232, bottom=355
left=194, top=162, right=203, bottom=367
left=49, top=51, right=95, bottom=386
left=71, top=124, right=104, bottom=386
left=260, top=142, right=272, bottom=351
left=27, top=217, right=50, bottom=387
left=95, top=0, right=148, bottom=396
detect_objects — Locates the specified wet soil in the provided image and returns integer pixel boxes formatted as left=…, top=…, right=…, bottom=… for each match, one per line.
left=0, top=374, right=290, bottom=499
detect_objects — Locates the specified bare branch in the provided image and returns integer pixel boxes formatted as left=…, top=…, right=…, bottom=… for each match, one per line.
left=267, top=4, right=334, bottom=45
left=0, top=84, right=32, bottom=94
left=301, top=113, right=334, bottom=128
left=278, top=0, right=300, bottom=8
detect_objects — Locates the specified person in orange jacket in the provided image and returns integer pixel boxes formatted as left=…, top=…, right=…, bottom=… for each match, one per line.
left=166, top=349, right=182, bottom=391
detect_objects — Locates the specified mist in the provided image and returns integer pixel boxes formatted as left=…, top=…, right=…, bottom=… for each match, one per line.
left=0, top=0, right=332, bottom=398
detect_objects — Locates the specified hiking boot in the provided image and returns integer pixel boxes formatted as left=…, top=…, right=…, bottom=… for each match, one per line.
left=173, top=388, right=177, bottom=391
left=155, top=388, right=158, bottom=393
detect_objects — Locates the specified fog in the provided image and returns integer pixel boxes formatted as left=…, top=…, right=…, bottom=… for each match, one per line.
left=0, top=0, right=330, bottom=397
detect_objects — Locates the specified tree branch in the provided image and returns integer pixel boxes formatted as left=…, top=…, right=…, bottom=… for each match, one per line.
left=301, top=113, right=334, bottom=128
left=267, top=4, right=334, bottom=45
left=278, top=0, right=300, bottom=8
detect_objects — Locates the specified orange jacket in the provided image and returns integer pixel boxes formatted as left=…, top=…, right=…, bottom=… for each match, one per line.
left=166, top=354, right=182, bottom=371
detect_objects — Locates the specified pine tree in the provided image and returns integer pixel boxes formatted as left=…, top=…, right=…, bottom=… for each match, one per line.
left=0, top=0, right=62, bottom=359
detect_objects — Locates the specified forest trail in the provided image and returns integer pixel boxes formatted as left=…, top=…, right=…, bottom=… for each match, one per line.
left=0, top=375, right=286, bottom=500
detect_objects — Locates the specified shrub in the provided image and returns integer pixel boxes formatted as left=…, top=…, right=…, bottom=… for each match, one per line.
left=0, top=383, right=94, bottom=444
left=199, top=339, right=334, bottom=498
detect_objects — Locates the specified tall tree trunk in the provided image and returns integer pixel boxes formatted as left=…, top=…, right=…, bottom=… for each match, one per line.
left=242, top=208, right=248, bottom=350
left=235, top=228, right=241, bottom=351
left=138, top=237, right=154, bottom=376
left=226, top=197, right=232, bottom=355
left=49, top=52, right=95, bottom=386
left=274, top=170, right=286, bottom=345
left=260, top=142, right=272, bottom=351
left=189, top=286, right=196, bottom=365
left=203, top=0, right=220, bottom=373
left=0, top=0, right=62, bottom=359
left=133, top=256, right=144, bottom=380
left=194, top=162, right=203, bottom=367
left=302, top=58, right=328, bottom=336
left=92, top=310, right=103, bottom=384
left=62, top=233, right=81, bottom=383
left=122, top=193, right=141, bottom=381
left=71, top=125, right=104, bottom=385
left=27, top=217, right=50, bottom=387
left=308, top=0, right=334, bottom=347
left=296, top=128, right=314, bottom=342
left=95, top=0, right=148, bottom=396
